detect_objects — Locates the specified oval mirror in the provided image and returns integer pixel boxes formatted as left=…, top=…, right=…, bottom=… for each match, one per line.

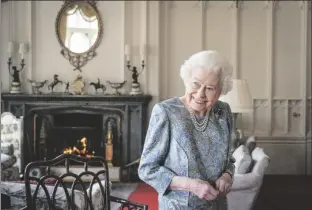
left=55, top=1, right=103, bottom=71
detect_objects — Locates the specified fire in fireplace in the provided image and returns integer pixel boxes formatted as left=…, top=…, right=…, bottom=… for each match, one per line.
left=63, top=137, right=95, bottom=158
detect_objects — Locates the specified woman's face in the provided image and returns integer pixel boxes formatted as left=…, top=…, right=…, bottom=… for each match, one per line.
left=184, top=68, right=221, bottom=115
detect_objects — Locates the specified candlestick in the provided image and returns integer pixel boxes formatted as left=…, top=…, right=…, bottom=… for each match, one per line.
left=126, top=57, right=146, bottom=95
left=124, top=45, right=131, bottom=61
left=7, top=42, right=15, bottom=58
left=124, top=45, right=130, bottom=55
left=140, top=44, right=146, bottom=61
left=19, top=43, right=27, bottom=59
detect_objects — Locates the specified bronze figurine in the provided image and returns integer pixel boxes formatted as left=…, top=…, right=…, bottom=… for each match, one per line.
left=90, top=78, right=106, bottom=94
left=48, top=74, right=63, bottom=92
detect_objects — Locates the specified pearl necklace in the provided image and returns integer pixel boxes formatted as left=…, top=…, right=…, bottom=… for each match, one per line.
left=187, top=106, right=210, bottom=132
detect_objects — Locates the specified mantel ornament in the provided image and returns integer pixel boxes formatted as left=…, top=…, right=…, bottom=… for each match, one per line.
left=7, top=42, right=28, bottom=93
left=48, top=74, right=63, bottom=93
left=90, top=78, right=106, bottom=94
left=107, top=80, right=126, bottom=95
left=124, top=44, right=146, bottom=95
left=27, top=79, right=48, bottom=95
left=55, top=0, right=103, bottom=72
left=72, top=75, right=85, bottom=95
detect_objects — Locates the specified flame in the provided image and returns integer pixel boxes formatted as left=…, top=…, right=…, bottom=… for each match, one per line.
left=63, top=137, right=95, bottom=157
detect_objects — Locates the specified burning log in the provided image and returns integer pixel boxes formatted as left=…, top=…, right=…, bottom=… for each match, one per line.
left=63, top=137, right=95, bottom=157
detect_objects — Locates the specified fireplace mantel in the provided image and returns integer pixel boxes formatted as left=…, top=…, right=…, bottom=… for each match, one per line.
left=1, top=93, right=152, bottom=116
left=1, top=93, right=152, bottom=103
left=1, top=93, right=152, bottom=181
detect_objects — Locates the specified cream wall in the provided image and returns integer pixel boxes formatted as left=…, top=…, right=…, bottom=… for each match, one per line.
left=1, top=1, right=311, bottom=174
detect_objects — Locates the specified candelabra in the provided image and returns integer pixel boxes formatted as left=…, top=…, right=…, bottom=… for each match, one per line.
left=126, top=60, right=145, bottom=95
left=8, top=57, right=26, bottom=94
left=124, top=44, right=146, bottom=95
left=7, top=42, right=28, bottom=94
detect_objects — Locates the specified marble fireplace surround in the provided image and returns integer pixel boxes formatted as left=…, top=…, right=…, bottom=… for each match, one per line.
left=1, top=93, right=152, bottom=181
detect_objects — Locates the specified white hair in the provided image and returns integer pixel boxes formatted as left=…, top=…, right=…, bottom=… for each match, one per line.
left=180, top=50, right=233, bottom=95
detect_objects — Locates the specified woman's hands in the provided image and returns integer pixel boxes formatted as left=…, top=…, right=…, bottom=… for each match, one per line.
left=169, top=174, right=233, bottom=201
left=190, top=179, right=219, bottom=201
left=190, top=173, right=232, bottom=200
left=215, top=173, right=233, bottom=195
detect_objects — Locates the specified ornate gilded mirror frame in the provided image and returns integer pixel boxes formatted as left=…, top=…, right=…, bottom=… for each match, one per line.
left=55, top=0, right=103, bottom=72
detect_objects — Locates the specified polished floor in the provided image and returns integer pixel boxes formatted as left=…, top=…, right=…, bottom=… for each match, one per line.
left=254, top=175, right=312, bottom=210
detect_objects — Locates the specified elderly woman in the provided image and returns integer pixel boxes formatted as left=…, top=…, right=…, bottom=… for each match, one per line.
left=138, top=50, right=235, bottom=210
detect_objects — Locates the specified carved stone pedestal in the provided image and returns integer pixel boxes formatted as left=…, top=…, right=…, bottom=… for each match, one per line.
left=130, top=83, right=142, bottom=95
left=10, top=82, right=21, bottom=94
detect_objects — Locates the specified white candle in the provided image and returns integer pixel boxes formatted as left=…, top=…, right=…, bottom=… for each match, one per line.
left=19, top=43, right=27, bottom=53
left=7, top=42, right=14, bottom=57
left=140, top=44, right=146, bottom=61
left=19, top=43, right=27, bottom=59
left=124, top=45, right=131, bottom=61
left=124, top=45, right=131, bottom=55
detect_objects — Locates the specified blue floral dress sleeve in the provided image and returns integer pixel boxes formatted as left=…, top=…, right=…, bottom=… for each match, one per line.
left=223, top=103, right=235, bottom=176
left=138, top=103, right=176, bottom=196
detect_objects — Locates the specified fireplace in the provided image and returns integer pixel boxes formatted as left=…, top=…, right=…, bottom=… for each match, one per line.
left=28, top=107, right=122, bottom=166
left=1, top=93, right=152, bottom=181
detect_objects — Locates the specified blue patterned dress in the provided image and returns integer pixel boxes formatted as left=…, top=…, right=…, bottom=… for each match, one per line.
left=138, top=97, right=235, bottom=210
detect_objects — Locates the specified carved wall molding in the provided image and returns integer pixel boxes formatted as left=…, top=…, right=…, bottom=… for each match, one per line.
left=193, top=1, right=209, bottom=10
left=162, top=1, right=307, bottom=11
left=129, top=105, right=141, bottom=113
left=271, top=99, right=303, bottom=136
left=272, top=99, right=303, bottom=108
left=254, top=99, right=269, bottom=108
left=243, top=99, right=308, bottom=137
left=263, top=1, right=279, bottom=10
left=288, top=99, right=302, bottom=107
left=299, top=1, right=305, bottom=10
left=272, top=99, right=288, bottom=108
left=158, top=1, right=306, bottom=11
left=263, top=0, right=312, bottom=11
left=201, top=0, right=209, bottom=10
left=251, top=99, right=269, bottom=136
left=298, top=1, right=310, bottom=10
left=228, top=0, right=243, bottom=10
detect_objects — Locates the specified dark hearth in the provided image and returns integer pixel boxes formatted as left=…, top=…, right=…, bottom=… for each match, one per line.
left=54, top=112, right=102, bottom=156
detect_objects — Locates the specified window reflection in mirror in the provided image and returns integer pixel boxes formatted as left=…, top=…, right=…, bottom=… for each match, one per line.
left=59, top=3, right=99, bottom=54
